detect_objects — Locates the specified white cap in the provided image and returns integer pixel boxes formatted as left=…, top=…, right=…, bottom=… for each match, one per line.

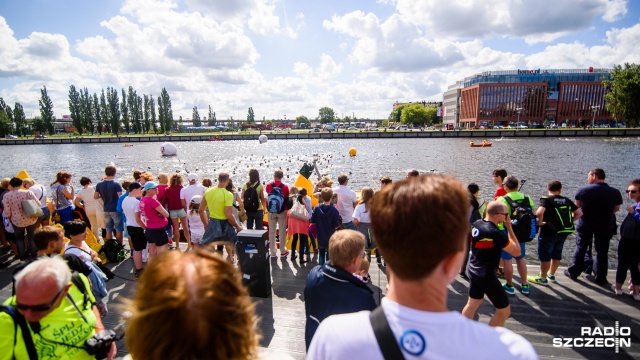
left=191, top=195, right=202, bottom=204
left=187, top=173, right=198, bottom=182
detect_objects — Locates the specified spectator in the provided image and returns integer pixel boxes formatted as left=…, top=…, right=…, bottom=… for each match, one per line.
left=74, top=177, right=100, bottom=240
left=22, top=178, right=49, bottom=227
left=241, top=169, right=267, bottom=230
left=333, top=174, right=358, bottom=230
left=139, top=182, right=170, bottom=263
left=353, top=186, right=377, bottom=263
left=266, top=169, right=290, bottom=258
left=2, top=177, right=41, bottom=260
left=310, top=188, right=341, bottom=265
left=50, top=171, right=75, bottom=224
left=94, top=165, right=124, bottom=244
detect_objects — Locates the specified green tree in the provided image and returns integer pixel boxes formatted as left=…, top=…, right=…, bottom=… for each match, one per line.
left=121, top=88, right=130, bottom=134
left=39, top=86, right=55, bottom=135
left=158, top=88, right=173, bottom=133
left=99, top=89, right=108, bottom=134
left=143, top=95, right=151, bottom=133
left=13, top=103, right=27, bottom=136
left=425, top=106, right=438, bottom=125
left=0, top=100, right=11, bottom=137
left=81, top=88, right=94, bottom=134
left=296, top=115, right=310, bottom=127
left=247, top=107, right=255, bottom=123
left=93, top=93, right=102, bottom=135
left=147, top=96, right=157, bottom=134
left=400, top=103, right=428, bottom=126
left=106, top=87, right=121, bottom=135
left=31, top=117, right=47, bottom=133
left=208, top=105, right=216, bottom=126
left=192, top=106, right=201, bottom=127
left=137, top=95, right=143, bottom=133
left=603, top=63, right=640, bottom=127
left=389, top=105, right=404, bottom=125
left=318, top=106, right=335, bottom=124
left=127, top=87, right=141, bottom=134
left=68, top=85, right=83, bottom=134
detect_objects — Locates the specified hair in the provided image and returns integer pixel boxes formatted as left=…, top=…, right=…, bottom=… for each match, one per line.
left=320, top=188, right=333, bottom=202
left=589, top=168, right=605, bottom=180
left=125, top=248, right=259, bottom=360
left=273, top=169, right=283, bottom=180
left=548, top=181, right=562, bottom=192
left=63, top=220, right=87, bottom=238
left=79, top=177, right=91, bottom=186
left=189, top=201, right=200, bottom=214
left=218, top=172, right=230, bottom=182
left=492, top=169, right=507, bottom=181
left=371, top=174, right=468, bottom=280
left=34, top=226, right=64, bottom=251
left=299, top=188, right=307, bottom=197
left=50, top=171, right=72, bottom=186
left=486, top=201, right=508, bottom=216
left=9, top=177, right=22, bottom=188
left=379, top=176, right=393, bottom=185
left=170, top=173, right=183, bottom=187
left=337, top=174, right=348, bottom=185
left=122, top=179, right=132, bottom=191
left=289, top=186, right=299, bottom=196
left=158, top=173, right=169, bottom=185
left=22, top=178, right=35, bottom=187
left=359, top=187, right=374, bottom=213
left=629, top=178, right=640, bottom=187
left=1, top=178, right=10, bottom=188
left=406, top=169, right=420, bottom=177
left=359, top=256, right=370, bottom=275
left=14, top=256, right=71, bottom=293
left=503, top=176, right=519, bottom=191
left=247, top=169, right=260, bottom=185
left=329, top=230, right=365, bottom=269
left=140, top=172, right=155, bottom=182
left=202, top=178, right=212, bottom=187
left=318, top=176, right=333, bottom=188
left=467, top=183, right=480, bottom=195
left=105, top=165, right=117, bottom=177
left=225, top=179, right=235, bottom=192
left=133, top=170, right=142, bottom=181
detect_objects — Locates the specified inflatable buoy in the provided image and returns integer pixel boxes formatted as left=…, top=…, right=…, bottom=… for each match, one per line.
left=348, top=147, right=357, bottom=157
left=161, top=142, right=177, bottom=156
left=259, top=134, right=268, bottom=144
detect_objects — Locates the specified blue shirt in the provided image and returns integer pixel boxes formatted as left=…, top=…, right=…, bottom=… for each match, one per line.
left=95, top=180, right=123, bottom=212
left=575, top=182, right=622, bottom=231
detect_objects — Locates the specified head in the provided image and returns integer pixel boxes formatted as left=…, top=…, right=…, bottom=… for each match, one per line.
left=169, top=173, right=183, bottom=187
left=328, top=230, right=365, bottom=273
left=486, top=201, right=509, bottom=225
left=406, top=169, right=419, bottom=178
left=128, top=182, right=143, bottom=198
left=105, top=165, right=117, bottom=177
left=359, top=256, right=370, bottom=276
left=627, top=179, right=640, bottom=203
left=125, top=248, right=259, bottom=360
left=547, top=181, right=562, bottom=194
left=63, top=220, right=87, bottom=243
left=34, top=226, right=65, bottom=254
left=320, top=188, right=333, bottom=202
left=51, top=171, right=72, bottom=186
left=158, top=173, right=169, bottom=185
left=273, top=169, right=283, bottom=180
left=79, top=177, right=92, bottom=187
left=337, top=174, right=349, bottom=185
left=202, top=178, right=212, bottom=188
left=225, top=178, right=234, bottom=192
left=588, top=168, right=605, bottom=184
left=319, top=176, right=333, bottom=188
left=190, top=195, right=202, bottom=211
left=248, top=169, right=260, bottom=184
left=9, top=177, right=22, bottom=190
left=492, top=169, right=508, bottom=186
left=187, top=173, right=198, bottom=184
left=121, top=179, right=132, bottom=192
left=379, top=176, right=393, bottom=189
left=467, top=183, right=480, bottom=198
left=289, top=186, right=299, bottom=196
left=1, top=178, right=10, bottom=189
left=502, top=176, right=519, bottom=192
left=22, top=178, right=35, bottom=189
left=371, top=175, right=468, bottom=281
left=360, top=187, right=374, bottom=212
left=143, top=181, right=158, bottom=196
left=218, top=173, right=230, bottom=188
left=133, top=170, right=142, bottom=181
left=14, top=256, right=72, bottom=322
left=139, top=172, right=155, bottom=184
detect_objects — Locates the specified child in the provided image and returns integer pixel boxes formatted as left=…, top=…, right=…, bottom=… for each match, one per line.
left=288, top=194, right=309, bottom=265
left=310, top=188, right=341, bottom=265
left=188, top=195, right=205, bottom=249
left=354, top=256, right=371, bottom=283
left=353, top=187, right=379, bottom=264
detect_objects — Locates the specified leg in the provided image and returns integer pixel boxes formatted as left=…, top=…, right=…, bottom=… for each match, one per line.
left=462, top=297, right=483, bottom=320
left=568, top=227, right=593, bottom=277
left=539, top=261, right=551, bottom=278
left=180, top=216, right=191, bottom=245
left=319, top=248, right=326, bottom=265
left=104, top=212, right=114, bottom=241
left=25, top=224, right=38, bottom=258
left=516, top=258, right=528, bottom=285
left=291, top=233, right=299, bottom=260
left=277, top=212, right=288, bottom=254
left=171, top=217, right=181, bottom=245
left=299, top=234, right=308, bottom=263
left=503, top=257, right=514, bottom=286
left=491, top=306, right=512, bottom=327
left=148, top=243, right=158, bottom=263
left=461, top=236, right=470, bottom=275
left=12, top=224, right=26, bottom=259
left=267, top=212, right=277, bottom=256
left=593, top=231, right=612, bottom=284
left=549, top=259, right=561, bottom=276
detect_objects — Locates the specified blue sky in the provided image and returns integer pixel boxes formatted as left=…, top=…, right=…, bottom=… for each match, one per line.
left=0, top=0, right=638, bottom=120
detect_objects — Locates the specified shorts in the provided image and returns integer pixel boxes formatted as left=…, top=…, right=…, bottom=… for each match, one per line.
left=501, top=242, right=526, bottom=260
left=191, top=233, right=204, bottom=246
left=104, top=211, right=124, bottom=233
left=469, top=274, right=509, bottom=309
left=201, top=218, right=238, bottom=246
left=127, top=226, right=147, bottom=251
left=537, top=233, right=568, bottom=262
left=169, top=209, right=187, bottom=219
left=39, top=206, right=51, bottom=222
left=145, top=227, right=169, bottom=246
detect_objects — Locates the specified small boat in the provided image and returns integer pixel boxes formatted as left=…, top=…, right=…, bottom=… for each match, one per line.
left=123, top=144, right=134, bottom=147
left=209, top=136, right=224, bottom=141
left=470, top=141, right=492, bottom=147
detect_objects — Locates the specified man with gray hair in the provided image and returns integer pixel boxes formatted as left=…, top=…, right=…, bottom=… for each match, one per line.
left=1, top=256, right=115, bottom=359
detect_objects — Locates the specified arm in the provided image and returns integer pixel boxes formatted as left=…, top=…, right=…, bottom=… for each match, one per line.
left=181, top=199, right=187, bottom=212
left=62, top=185, right=75, bottom=200
left=93, top=187, right=101, bottom=200
left=155, top=204, right=169, bottom=218
left=224, top=206, right=242, bottom=232
left=572, top=208, right=583, bottom=222
left=502, top=217, right=521, bottom=257
left=74, top=196, right=84, bottom=209
left=135, top=212, right=146, bottom=230
left=535, top=206, right=546, bottom=226
left=199, top=198, right=209, bottom=227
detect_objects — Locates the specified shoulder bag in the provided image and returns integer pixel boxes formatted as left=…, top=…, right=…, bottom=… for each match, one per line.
left=22, top=193, right=44, bottom=219
left=290, top=200, right=310, bottom=221
left=51, top=185, right=61, bottom=223
left=620, top=212, right=640, bottom=240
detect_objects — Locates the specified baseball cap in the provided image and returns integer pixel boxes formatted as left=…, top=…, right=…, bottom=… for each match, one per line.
left=187, top=173, right=198, bottom=182
left=142, top=181, right=158, bottom=191
left=190, top=195, right=202, bottom=204
left=128, top=182, right=142, bottom=191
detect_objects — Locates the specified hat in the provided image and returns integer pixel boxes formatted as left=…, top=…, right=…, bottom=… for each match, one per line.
left=187, top=173, right=198, bottom=182
left=142, top=181, right=158, bottom=191
left=190, top=195, right=202, bottom=204
left=128, top=182, right=142, bottom=191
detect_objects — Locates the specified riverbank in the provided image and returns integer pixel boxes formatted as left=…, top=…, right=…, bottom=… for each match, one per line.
left=1, top=128, right=639, bottom=145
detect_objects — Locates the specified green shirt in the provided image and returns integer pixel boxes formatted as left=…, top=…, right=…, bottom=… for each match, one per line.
left=498, top=191, right=535, bottom=215
left=242, top=182, right=264, bottom=211
left=203, top=187, right=233, bottom=220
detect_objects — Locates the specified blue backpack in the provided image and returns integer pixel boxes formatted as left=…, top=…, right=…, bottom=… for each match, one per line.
left=267, top=183, right=285, bottom=213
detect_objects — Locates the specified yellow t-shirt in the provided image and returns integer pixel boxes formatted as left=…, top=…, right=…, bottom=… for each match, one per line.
left=0, top=274, right=97, bottom=360
left=203, top=187, right=233, bottom=220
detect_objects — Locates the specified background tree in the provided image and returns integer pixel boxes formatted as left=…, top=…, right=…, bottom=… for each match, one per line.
left=296, top=115, right=310, bottom=127
left=208, top=105, right=216, bottom=126
left=318, top=106, right=335, bottom=124
left=127, top=87, right=141, bottom=134
left=121, top=88, right=130, bottom=134
left=389, top=105, right=404, bottom=125
left=93, top=93, right=102, bottom=135
left=100, top=89, right=109, bottom=133
left=424, top=106, right=438, bottom=125
left=106, top=87, right=121, bottom=135
left=0, top=99, right=12, bottom=137
left=143, top=95, right=151, bottom=133
left=13, top=103, right=27, bottom=136
left=137, top=95, right=143, bottom=133
left=603, top=63, right=640, bottom=127
left=247, top=107, right=255, bottom=123
left=31, top=117, right=47, bottom=133
left=68, top=85, right=83, bottom=134
left=158, top=88, right=173, bottom=133
left=400, top=103, right=428, bottom=126
left=39, top=86, right=55, bottom=135
left=81, top=88, right=94, bottom=134
left=192, top=106, right=201, bottom=127
left=149, top=96, right=157, bottom=134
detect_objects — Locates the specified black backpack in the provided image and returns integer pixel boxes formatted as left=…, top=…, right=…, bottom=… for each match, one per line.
left=100, top=239, right=127, bottom=263
left=243, top=183, right=260, bottom=212
left=549, top=196, right=576, bottom=234
left=504, top=194, right=538, bottom=243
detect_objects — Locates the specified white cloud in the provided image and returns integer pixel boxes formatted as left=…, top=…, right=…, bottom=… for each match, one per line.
left=317, top=54, right=343, bottom=79
left=602, top=0, right=628, bottom=22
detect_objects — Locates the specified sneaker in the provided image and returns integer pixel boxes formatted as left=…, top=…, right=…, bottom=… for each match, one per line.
left=548, top=274, right=556, bottom=282
left=291, top=254, right=297, bottom=261
left=503, top=283, right=515, bottom=295
left=528, top=276, right=549, bottom=286
left=611, top=285, right=624, bottom=295
left=633, top=293, right=640, bottom=301
left=521, top=284, right=530, bottom=295
left=134, top=268, right=144, bottom=279
left=280, top=250, right=290, bottom=258
left=496, top=268, right=505, bottom=279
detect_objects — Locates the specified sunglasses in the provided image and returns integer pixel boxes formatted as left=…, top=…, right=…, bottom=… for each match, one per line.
left=15, top=287, right=65, bottom=312
left=626, top=190, right=638, bottom=194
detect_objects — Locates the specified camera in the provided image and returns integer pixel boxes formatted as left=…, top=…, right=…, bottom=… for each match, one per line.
left=84, top=329, right=118, bottom=359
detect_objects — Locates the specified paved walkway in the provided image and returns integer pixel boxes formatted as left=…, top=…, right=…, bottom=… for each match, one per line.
left=1, top=246, right=639, bottom=359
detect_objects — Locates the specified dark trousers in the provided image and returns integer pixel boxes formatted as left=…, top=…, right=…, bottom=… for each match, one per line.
left=568, top=226, right=612, bottom=282
left=12, top=222, right=38, bottom=259
left=246, top=210, right=264, bottom=230
left=291, top=233, right=308, bottom=260
left=616, top=237, right=640, bottom=285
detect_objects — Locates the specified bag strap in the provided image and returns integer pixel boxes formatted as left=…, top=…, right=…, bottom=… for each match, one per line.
left=70, top=271, right=93, bottom=310
left=369, top=306, right=405, bottom=360
left=0, top=305, right=38, bottom=360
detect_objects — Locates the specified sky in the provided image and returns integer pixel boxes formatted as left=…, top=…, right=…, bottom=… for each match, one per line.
left=0, top=0, right=639, bottom=121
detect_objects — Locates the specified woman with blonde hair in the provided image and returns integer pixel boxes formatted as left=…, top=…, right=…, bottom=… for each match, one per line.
left=125, top=247, right=259, bottom=360
left=353, top=187, right=379, bottom=263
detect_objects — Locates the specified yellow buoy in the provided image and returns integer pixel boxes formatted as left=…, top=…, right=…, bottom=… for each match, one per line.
left=348, top=147, right=357, bottom=157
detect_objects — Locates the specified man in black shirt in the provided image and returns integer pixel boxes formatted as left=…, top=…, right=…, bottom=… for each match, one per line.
left=462, top=201, right=521, bottom=327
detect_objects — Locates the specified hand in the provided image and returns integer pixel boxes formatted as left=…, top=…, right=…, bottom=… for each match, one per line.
left=503, top=216, right=512, bottom=228
left=627, top=205, right=635, bottom=214
left=107, top=341, right=117, bottom=360
left=235, top=225, right=243, bottom=232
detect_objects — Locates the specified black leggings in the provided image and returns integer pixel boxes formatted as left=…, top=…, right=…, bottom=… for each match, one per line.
left=291, top=233, right=308, bottom=259
left=616, top=236, right=640, bottom=285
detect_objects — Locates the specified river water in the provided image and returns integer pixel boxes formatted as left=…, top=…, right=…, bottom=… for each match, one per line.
left=1, top=136, right=639, bottom=266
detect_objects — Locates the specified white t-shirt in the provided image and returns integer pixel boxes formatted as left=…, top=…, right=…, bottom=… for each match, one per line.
left=333, top=185, right=358, bottom=223
left=28, top=184, right=47, bottom=206
left=64, top=242, right=93, bottom=263
left=122, top=196, right=141, bottom=227
left=308, top=298, right=537, bottom=360
left=180, top=184, right=206, bottom=209
left=187, top=211, right=205, bottom=236
left=352, top=203, right=371, bottom=223
left=76, top=186, right=98, bottom=214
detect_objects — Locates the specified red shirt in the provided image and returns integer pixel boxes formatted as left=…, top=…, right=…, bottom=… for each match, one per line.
left=163, top=185, right=183, bottom=210
left=265, top=180, right=289, bottom=199
left=494, top=186, right=507, bottom=200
